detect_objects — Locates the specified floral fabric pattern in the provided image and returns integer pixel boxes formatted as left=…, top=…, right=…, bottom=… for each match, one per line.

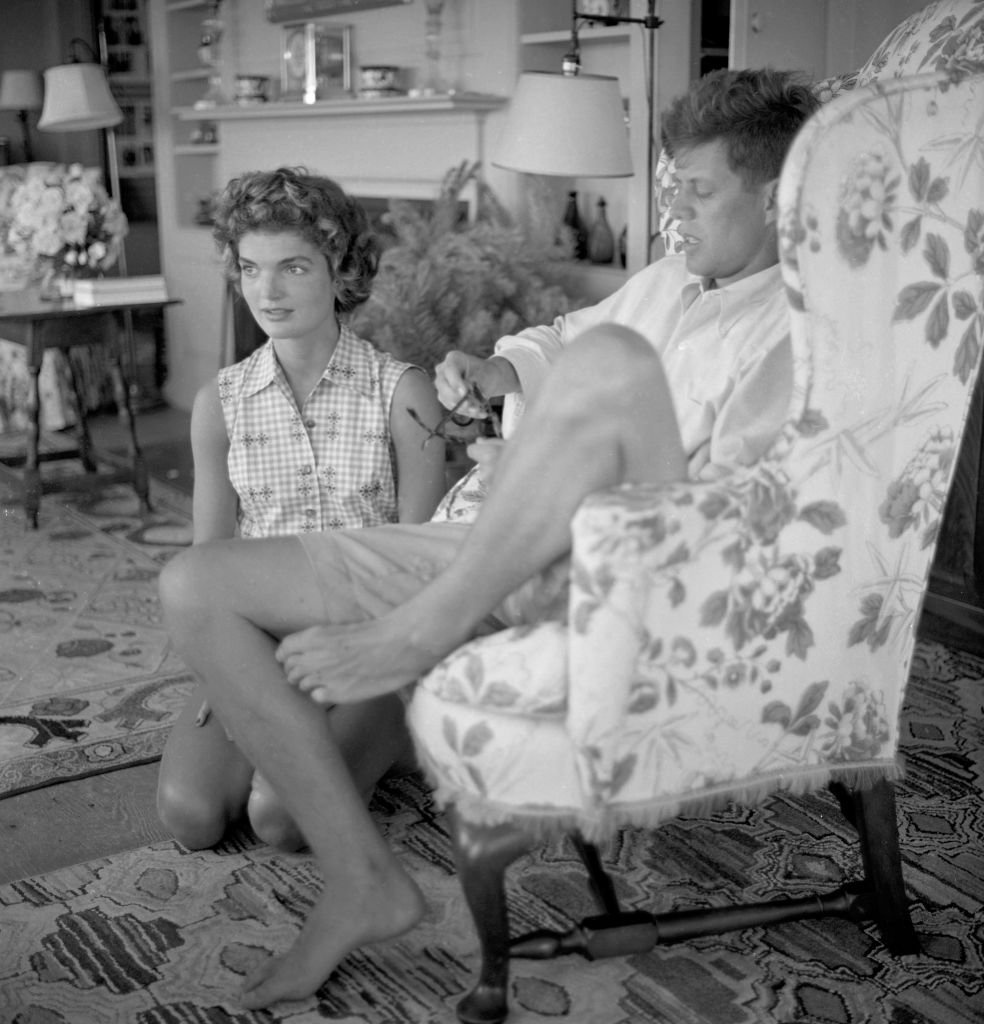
left=408, top=62, right=984, bottom=840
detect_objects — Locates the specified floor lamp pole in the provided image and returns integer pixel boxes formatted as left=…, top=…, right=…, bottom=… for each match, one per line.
left=571, top=1, right=662, bottom=265
left=645, top=17, right=656, bottom=263
left=99, top=21, right=140, bottom=407
left=106, top=123, right=140, bottom=405
left=17, top=110, right=34, bottom=163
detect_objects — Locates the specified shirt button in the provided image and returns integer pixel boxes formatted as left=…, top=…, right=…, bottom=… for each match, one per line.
left=305, top=419, right=316, bottom=429
left=305, top=508, right=316, bottom=518
left=299, top=465, right=312, bottom=475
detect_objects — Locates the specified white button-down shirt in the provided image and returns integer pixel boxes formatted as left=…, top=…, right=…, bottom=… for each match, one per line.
left=496, top=255, right=791, bottom=478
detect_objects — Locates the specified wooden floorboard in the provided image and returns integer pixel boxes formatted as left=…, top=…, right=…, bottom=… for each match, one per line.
left=0, top=763, right=168, bottom=885
left=0, top=406, right=191, bottom=887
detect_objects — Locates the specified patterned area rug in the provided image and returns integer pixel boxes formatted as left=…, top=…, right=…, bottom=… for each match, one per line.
left=1, top=641, right=982, bottom=1023
left=0, top=459, right=193, bottom=797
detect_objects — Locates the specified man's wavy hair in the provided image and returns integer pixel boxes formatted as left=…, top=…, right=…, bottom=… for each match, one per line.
left=211, top=167, right=379, bottom=314
left=661, top=68, right=821, bottom=188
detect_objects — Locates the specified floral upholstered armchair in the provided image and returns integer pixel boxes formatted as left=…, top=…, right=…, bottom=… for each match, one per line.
left=405, top=20, right=984, bottom=1024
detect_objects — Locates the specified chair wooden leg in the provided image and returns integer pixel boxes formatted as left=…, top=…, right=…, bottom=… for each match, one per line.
left=65, top=353, right=98, bottom=473
left=570, top=833, right=622, bottom=914
left=830, top=777, right=919, bottom=955
left=449, top=809, right=533, bottom=1024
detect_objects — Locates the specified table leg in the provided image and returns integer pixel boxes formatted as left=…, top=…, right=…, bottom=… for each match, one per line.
left=24, top=352, right=42, bottom=529
left=66, top=354, right=98, bottom=473
left=108, top=342, right=152, bottom=516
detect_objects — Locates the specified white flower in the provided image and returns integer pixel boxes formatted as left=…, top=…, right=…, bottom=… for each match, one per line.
left=6, top=165, right=128, bottom=275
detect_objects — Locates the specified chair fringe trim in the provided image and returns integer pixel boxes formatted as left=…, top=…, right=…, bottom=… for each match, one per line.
left=416, top=757, right=902, bottom=843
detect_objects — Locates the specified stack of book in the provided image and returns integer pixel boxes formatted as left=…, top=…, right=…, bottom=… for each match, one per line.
left=72, top=275, right=170, bottom=307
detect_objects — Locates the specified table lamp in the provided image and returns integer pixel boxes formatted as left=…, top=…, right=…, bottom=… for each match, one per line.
left=0, top=70, right=44, bottom=164
left=492, top=71, right=633, bottom=179
left=493, top=0, right=663, bottom=264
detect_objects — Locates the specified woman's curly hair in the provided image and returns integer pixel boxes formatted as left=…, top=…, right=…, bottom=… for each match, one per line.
left=211, top=167, right=379, bottom=314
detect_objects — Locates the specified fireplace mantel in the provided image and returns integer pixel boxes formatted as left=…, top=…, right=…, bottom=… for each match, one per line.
left=158, top=85, right=509, bottom=410
left=187, top=91, right=508, bottom=209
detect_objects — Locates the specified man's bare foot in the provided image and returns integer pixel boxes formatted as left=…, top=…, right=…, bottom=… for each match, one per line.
left=276, top=594, right=474, bottom=705
left=240, top=863, right=425, bottom=1009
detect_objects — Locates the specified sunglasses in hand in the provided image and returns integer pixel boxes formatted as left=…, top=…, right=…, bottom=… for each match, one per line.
left=408, top=383, right=503, bottom=448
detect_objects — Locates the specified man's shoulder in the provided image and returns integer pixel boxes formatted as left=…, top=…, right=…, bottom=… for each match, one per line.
left=629, top=254, right=690, bottom=286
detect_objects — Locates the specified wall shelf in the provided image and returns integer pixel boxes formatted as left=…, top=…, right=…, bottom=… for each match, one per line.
left=173, top=143, right=220, bottom=156
left=171, top=68, right=211, bottom=82
left=521, top=26, right=631, bottom=45
left=177, top=93, right=506, bottom=122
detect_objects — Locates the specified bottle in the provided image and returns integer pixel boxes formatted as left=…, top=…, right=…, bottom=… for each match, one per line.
left=588, top=197, right=615, bottom=264
left=562, top=191, right=588, bottom=260
left=619, top=225, right=627, bottom=268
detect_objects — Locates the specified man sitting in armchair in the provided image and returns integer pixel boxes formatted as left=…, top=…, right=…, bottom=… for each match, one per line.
left=158, top=67, right=819, bottom=1010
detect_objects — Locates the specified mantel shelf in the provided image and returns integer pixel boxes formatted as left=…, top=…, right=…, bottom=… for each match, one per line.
left=175, top=93, right=507, bottom=123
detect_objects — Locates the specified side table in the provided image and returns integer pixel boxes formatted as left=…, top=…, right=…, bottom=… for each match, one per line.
left=0, top=288, right=180, bottom=528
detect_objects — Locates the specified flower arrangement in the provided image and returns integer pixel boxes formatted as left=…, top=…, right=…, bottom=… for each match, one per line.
left=6, top=163, right=128, bottom=279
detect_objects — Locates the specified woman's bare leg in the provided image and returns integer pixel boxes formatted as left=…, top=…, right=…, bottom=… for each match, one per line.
left=159, top=535, right=425, bottom=1009
left=157, top=689, right=255, bottom=849
left=247, top=693, right=414, bottom=851
left=278, top=325, right=688, bottom=701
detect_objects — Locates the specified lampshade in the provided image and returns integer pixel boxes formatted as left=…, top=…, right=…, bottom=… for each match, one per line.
left=493, top=72, right=633, bottom=178
left=38, top=62, right=122, bottom=132
left=0, top=70, right=43, bottom=111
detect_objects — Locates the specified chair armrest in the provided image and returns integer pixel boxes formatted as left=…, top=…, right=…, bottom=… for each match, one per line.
left=565, top=462, right=845, bottom=802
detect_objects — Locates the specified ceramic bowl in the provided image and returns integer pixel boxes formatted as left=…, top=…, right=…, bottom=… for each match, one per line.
left=235, top=75, right=270, bottom=103
left=359, top=65, right=402, bottom=91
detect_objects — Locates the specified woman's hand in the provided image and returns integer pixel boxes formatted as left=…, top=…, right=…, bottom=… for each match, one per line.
left=467, top=437, right=507, bottom=487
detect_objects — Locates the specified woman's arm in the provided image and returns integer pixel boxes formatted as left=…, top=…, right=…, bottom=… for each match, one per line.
left=190, top=379, right=239, bottom=544
left=389, top=367, right=448, bottom=523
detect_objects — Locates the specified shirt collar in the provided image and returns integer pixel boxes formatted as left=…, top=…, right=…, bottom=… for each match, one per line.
left=680, top=263, right=783, bottom=334
left=239, top=325, right=377, bottom=401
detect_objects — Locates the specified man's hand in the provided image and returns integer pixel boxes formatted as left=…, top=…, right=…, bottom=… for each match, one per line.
left=434, top=352, right=519, bottom=419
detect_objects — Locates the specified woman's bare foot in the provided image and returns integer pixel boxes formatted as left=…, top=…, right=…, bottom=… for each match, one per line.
left=240, top=862, right=425, bottom=1009
left=276, top=590, right=476, bottom=705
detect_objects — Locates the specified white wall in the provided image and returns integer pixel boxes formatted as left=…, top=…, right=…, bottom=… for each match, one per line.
left=825, top=0, right=930, bottom=75
left=225, top=0, right=521, bottom=205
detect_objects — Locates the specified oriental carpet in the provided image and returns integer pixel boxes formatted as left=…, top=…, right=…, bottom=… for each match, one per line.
left=0, top=458, right=193, bottom=798
left=1, top=641, right=982, bottom=1023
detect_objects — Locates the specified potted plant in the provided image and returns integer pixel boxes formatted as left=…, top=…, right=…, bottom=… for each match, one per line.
left=350, top=161, right=585, bottom=375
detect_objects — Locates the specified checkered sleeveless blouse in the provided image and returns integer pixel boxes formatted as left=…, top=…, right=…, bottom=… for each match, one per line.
left=218, top=327, right=413, bottom=537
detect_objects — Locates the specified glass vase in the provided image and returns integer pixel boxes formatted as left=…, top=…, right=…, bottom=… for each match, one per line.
left=421, top=0, right=449, bottom=95
left=39, top=264, right=74, bottom=302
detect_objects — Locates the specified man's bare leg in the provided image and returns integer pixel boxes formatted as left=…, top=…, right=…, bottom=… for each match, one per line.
left=158, top=536, right=426, bottom=1009
left=278, top=325, right=688, bottom=702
